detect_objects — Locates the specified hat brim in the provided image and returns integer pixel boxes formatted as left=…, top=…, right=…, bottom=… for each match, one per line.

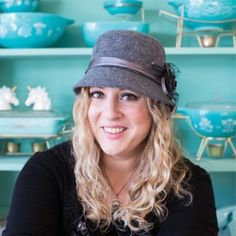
left=73, top=66, right=174, bottom=107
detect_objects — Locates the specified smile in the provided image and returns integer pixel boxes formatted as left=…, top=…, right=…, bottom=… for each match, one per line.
left=103, top=127, right=126, bottom=134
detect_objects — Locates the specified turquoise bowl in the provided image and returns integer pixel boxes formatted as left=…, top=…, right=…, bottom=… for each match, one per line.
left=168, top=0, right=236, bottom=31
left=81, top=21, right=149, bottom=47
left=0, top=110, right=67, bottom=136
left=176, top=102, right=236, bottom=138
left=0, top=0, right=39, bottom=13
left=217, top=205, right=236, bottom=235
left=104, top=0, right=143, bottom=16
left=0, top=13, right=74, bottom=48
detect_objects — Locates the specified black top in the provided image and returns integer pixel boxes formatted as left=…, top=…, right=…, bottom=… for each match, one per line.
left=3, top=141, right=218, bottom=236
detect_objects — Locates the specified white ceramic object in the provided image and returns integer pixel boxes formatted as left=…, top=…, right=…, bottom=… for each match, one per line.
left=25, top=86, right=52, bottom=110
left=0, top=85, right=19, bottom=110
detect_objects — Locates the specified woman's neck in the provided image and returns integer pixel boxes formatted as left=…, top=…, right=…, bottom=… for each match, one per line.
left=101, top=155, right=138, bottom=208
left=101, top=154, right=138, bottom=176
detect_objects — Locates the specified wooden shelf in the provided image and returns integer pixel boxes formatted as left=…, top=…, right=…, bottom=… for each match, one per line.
left=0, top=47, right=235, bottom=58
left=0, top=155, right=235, bottom=172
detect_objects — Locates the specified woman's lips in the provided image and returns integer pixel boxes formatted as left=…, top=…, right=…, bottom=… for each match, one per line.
left=102, top=127, right=127, bottom=140
left=103, top=127, right=126, bottom=134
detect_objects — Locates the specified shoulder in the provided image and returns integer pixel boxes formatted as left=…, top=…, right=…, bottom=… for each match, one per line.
left=183, top=157, right=212, bottom=189
left=25, top=141, right=74, bottom=169
left=19, top=141, right=75, bottom=185
left=165, top=157, right=215, bottom=212
left=158, top=158, right=218, bottom=235
left=173, top=158, right=216, bottom=216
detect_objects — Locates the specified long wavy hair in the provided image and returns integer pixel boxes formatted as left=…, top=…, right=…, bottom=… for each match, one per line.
left=72, top=88, right=192, bottom=232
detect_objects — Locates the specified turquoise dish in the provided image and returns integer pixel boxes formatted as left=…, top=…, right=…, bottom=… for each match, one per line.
left=176, top=102, right=236, bottom=138
left=168, top=0, right=236, bottom=31
left=217, top=205, right=236, bottom=235
left=81, top=21, right=149, bottom=47
left=0, top=0, right=40, bottom=13
left=0, top=13, right=74, bottom=48
left=104, top=0, right=143, bottom=15
left=0, top=111, right=68, bottom=136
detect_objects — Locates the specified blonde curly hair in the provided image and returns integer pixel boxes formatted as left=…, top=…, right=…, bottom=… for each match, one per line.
left=72, top=88, right=192, bottom=232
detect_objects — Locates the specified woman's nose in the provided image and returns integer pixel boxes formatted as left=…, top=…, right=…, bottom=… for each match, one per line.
left=102, top=98, right=122, bottom=120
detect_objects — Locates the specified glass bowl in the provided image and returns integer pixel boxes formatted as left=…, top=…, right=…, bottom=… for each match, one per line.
left=103, top=0, right=143, bottom=16
left=0, top=0, right=40, bottom=13
left=0, top=13, right=74, bottom=48
left=81, top=21, right=149, bottom=47
left=176, top=102, right=236, bottom=138
left=168, top=0, right=236, bottom=31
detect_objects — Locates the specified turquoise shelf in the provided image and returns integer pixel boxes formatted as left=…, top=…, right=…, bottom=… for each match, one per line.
left=0, top=156, right=30, bottom=171
left=0, top=155, right=235, bottom=172
left=165, top=47, right=236, bottom=55
left=192, top=158, right=236, bottom=172
left=0, top=47, right=235, bottom=58
left=0, top=48, right=92, bottom=58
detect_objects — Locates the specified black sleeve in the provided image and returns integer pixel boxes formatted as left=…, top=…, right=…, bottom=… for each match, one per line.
left=3, top=152, right=63, bottom=236
left=157, top=162, right=218, bottom=236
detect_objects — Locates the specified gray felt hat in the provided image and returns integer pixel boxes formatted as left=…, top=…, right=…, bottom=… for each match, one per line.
left=73, top=30, right=178, bottom=108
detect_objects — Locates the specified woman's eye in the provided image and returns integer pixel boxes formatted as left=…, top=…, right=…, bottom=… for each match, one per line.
left=121, top=93, right=139, bottom=101
left=89, top=91, right=104, bottom=99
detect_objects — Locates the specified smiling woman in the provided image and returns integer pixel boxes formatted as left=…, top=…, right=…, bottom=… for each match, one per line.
left=3, top=30, right=218, bottom=236
left=87, top=87, right=152, bottom=161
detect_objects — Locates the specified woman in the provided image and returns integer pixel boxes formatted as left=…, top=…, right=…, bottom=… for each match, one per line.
left=3, top=30, right=218, bottom=236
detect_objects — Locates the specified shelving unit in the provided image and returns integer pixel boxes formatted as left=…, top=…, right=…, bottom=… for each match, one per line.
left=0, top=47, right=234, bottom=171
left=0, top=0, right=235, bottom=226
left=0, top=156, right=30, bottom=172
left=0, top=47, right=236, bottom=172
left=0, top=48, right=235, bottom=173
left=0, top=47, right=235, bottom=58
left=1, top=155, right=235, bottom=172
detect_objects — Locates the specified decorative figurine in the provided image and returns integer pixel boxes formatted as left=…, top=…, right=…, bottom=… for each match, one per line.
left=0, top=85, right=19, bottom=110
left=25, top=86, right=52, bottom=111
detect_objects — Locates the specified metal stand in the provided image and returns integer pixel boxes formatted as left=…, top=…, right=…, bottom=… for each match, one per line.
left=196, top=136, right=236, bottom=160
left=0, top=134, right=56, bottom=155
left=159, top=9, right=236, bottom=47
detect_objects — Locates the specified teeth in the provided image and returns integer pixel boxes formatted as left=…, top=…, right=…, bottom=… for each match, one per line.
left=104, top=127, right=125, bottom=134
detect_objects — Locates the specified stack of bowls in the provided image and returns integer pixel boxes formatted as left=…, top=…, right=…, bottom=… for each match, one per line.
left=0, top=0, right=74, bottom=48
left=81, top=0, right=149, bottom=47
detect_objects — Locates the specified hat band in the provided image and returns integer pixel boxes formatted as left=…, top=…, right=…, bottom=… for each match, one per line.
left=86, top=57, right=164, bottom=87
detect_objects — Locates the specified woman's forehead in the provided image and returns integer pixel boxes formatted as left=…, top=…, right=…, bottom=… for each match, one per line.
left=89, top=87, right=138, bottom=92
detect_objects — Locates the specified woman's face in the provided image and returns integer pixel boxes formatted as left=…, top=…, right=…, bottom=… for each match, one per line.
left=88, top=87, right=152, bottom=160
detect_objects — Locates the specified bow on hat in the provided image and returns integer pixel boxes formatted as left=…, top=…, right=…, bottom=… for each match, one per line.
left=152, top=62, right=179, bottom=105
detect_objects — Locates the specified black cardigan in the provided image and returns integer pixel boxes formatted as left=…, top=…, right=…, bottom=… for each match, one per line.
left=3, top=141, right=218, bottom=236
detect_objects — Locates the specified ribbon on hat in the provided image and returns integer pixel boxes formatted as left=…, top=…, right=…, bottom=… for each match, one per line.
left=86, top=56, right=179, bottom=106
left=87, top=57, right=163, bottom=86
